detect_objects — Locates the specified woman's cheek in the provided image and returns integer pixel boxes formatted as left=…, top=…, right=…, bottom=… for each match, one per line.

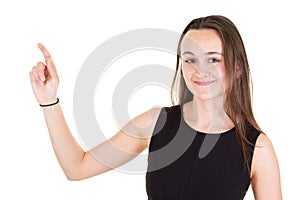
left=216, top=64, right=228, bottom=90
left=216, top=64, right=226, bottom=79
left=182, top=65, right=196, bottom=79
left=181, top=67, right=188, bottom=82
left=181, top=66, right=194, bottom=91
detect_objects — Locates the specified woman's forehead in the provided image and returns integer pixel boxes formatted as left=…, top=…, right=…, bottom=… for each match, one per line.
left=180, top=29, right=223, bottom=55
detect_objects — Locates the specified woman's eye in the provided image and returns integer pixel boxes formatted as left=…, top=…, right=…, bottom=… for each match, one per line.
left=208, top=58, right=220, bottom=63
left=185, top=58, right=195, bottom=64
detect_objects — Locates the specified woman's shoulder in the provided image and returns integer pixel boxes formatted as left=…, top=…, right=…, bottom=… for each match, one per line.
left=255, top=133, right=273, bottom=149
left=119, top=106, right=164, bottom=141
left=160, top=104, right=181, bottom=115
left=132, top=104, right=180, bottom=126
left=131, top=106, right=163, bottom=127
left=245, top=123, right=262, bottom=144
left=251, top=133, right=281, bottom=194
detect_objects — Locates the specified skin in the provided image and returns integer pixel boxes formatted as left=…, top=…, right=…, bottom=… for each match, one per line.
left=180, top=29, right=233, bottom=133
left=29, top=43, right=159, bottom=180
left=29, top=29, right=282, bottom=198
left=180, top=29, right=282, bottom=199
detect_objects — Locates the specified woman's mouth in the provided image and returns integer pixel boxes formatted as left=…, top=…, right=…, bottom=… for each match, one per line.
left=194, top=80, right=215, bottom=86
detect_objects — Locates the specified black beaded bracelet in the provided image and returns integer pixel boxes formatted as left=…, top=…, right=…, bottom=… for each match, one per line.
left=39, top=98, right=59, bottom=107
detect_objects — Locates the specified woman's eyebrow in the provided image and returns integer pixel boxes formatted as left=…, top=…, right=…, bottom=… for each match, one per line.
left=204, top=51, right=223, bottom=55
left=181, top=51, right=194, bottom=56
left=181, top=51, right=223, bottom=56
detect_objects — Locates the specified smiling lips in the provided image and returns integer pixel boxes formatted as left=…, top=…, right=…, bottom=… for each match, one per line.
left=194, top=80, right=215, bottom=86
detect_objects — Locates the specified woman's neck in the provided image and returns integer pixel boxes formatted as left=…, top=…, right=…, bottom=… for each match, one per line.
left=183, top=97, right=234, bottom=133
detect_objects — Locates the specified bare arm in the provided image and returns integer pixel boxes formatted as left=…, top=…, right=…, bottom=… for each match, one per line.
left=251, top=134, right=283, bottom=199
left=30, top=43, right=161, bottom=180
left=43, top=104, right=160, bottom=180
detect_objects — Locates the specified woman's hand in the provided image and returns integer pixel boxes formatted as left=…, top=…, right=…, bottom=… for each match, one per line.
left=29, top=43, right=59, bottom=105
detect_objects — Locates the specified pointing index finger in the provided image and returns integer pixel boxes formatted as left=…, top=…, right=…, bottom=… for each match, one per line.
left=38, top=43, right=51, bottom=60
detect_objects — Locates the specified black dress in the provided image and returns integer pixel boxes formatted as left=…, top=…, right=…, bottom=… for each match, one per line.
left=146, top=105, right=260, bottom=200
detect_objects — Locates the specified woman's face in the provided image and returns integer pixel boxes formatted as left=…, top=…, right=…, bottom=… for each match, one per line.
left=180, top=29, right=227, bottom=101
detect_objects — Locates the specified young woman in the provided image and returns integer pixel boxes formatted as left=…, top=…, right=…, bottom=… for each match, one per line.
left=29, top=15, right=282, bottom=199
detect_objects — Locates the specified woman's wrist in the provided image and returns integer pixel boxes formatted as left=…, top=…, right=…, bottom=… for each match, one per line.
left=39, top=98, right=59, bottom=107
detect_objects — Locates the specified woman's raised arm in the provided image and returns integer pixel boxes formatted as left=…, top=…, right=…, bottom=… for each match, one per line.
left=29, top=44, right=161, bottom=180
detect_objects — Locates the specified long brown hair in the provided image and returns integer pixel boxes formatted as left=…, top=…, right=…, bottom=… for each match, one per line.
left=171, top=15, right=262, bottom=172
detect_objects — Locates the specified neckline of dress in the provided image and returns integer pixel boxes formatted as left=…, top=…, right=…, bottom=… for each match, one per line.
left=177, top=104, right=235, bottom=135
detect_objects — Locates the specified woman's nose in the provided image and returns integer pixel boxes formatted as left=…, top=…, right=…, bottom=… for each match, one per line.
left=192, top=63, right=211, bottom=78
left=193, top=69, right=210, bottom=78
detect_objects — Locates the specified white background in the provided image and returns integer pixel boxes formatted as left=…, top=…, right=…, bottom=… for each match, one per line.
left=0, top=0, right=299, bottom=199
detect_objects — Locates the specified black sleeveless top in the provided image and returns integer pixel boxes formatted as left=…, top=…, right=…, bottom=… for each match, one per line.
left=146, top=105, right=260, bottom=200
